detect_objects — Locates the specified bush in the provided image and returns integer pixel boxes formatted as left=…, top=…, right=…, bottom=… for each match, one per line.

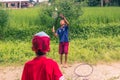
left=38, top=7, right=53, bottom=27
left=54, top=0, right=83, bottom=21
left=0, top=10, right=8, bottom=28
left=0, top=10, right=9, bottom=38
left=0, top=3, right=2, bottom=8
left=37, top=0, right=83, bottom=34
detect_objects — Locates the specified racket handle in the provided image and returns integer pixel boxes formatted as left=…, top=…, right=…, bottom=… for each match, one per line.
left=53, top=26, right=55, bottom=29
left=52, top=26, right=55, bottom=33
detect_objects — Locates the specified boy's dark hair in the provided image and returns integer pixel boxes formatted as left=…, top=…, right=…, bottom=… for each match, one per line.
left=36, top=50, right=45, bottom=56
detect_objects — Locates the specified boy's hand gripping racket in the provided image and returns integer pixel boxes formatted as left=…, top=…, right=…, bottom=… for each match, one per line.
left=74, top=63, right=93, bottom=80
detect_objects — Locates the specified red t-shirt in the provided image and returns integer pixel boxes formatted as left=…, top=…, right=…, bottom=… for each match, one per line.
left=22, top=56, right=63, bottom=80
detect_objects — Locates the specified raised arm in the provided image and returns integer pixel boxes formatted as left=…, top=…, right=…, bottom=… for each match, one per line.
left=63, top=16, right=69, bottom=25
left=59, top=13, right=69, bottom=25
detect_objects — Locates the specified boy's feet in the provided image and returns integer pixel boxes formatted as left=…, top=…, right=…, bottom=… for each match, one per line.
left=63, top=63, right=68, bottom=68
left=60, top=63, right=72, bottom=68
left=60, top=64, right=64, bottom=67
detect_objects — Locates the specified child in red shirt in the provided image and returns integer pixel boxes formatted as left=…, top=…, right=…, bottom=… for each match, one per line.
left=21, top=31, right=64, bottom=80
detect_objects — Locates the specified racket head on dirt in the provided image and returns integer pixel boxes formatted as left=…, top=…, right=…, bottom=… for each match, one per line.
left=74, top=63, right=93, bottom=77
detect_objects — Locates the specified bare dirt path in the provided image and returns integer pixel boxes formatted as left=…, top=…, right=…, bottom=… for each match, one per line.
left=62, top=62, right=120, bottom=80
left=0, top=62, right=120, bottom=80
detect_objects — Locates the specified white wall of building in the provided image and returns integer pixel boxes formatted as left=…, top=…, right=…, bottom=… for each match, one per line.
left=33, top=0, right=48, bottom=2
left=0, top=0, right=29, bottom=2
left=0, top=0, right=49, bottom=2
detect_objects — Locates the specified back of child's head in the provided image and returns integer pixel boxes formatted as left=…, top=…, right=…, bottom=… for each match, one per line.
left=32, top=31, right=50, bottom=55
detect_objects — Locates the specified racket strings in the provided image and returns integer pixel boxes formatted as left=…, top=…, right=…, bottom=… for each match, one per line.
left=74, top=64, right=93, bottom=77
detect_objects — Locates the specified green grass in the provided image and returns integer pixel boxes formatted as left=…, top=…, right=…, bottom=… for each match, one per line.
left=0, top=7, right=120, bottom=65
left=8, top=8, right=40, bottom=28
left=80, top=7, right=120, bottom=24
left=0, top=36, right=120, bottom=66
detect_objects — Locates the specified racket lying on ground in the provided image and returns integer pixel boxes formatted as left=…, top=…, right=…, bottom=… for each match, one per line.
left=74, top=63, right=93, bottom=80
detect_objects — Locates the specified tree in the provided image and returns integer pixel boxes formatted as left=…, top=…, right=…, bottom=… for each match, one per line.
left=38, top=0, right=83, bottom=27
left=54, top=0, right=83, bottom=22
left=70, top=0, right=120, bottom=6
left=110, top=0, right=120, bottom=6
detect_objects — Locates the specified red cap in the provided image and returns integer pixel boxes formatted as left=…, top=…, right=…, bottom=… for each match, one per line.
left=32, top=32, right=50, bottom=53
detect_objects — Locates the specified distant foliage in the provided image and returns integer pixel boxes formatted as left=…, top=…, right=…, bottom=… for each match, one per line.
left=2, top=7, right=120, bottom=41
left=0, top=3, right=2, bottom=8
left=54, top=0, right=83, bottom=20
left=38, top=0, right=83, bottom=31
left=37, top=6, right=54, bottom=27
left=0, top=10, right=9, bottom=38
left=76, top=0, right=120, bottom=6
left=0, top=10, right=8, bottom=27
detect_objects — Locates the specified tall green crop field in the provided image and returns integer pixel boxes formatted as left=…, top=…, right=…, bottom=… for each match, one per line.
left=80, top=7, right=120, bottom=24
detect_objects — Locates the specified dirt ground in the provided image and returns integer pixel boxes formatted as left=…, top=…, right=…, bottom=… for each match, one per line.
left=0, top=62, right=120, bottom=80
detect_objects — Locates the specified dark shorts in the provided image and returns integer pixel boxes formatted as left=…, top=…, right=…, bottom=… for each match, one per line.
left=59, top=42, right=69, bottom=54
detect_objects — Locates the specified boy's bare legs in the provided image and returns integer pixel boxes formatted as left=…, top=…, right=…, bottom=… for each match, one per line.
left=60, top=54, right=69, bottom=68
left=63, top=54, right=68, bottom=68
left=65, top=54, right=67, bottom=64
left=60, top=54, right=63, bottom=64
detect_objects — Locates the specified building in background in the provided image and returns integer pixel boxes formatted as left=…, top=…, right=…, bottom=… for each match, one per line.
left=32, top=0, right=48, bottom=3
left=0, top=0, right=49, bottom=8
